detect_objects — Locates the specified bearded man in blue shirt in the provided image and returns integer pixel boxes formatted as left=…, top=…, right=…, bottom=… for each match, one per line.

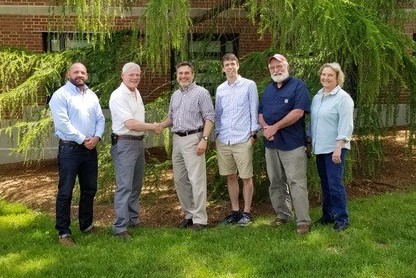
left=259, top=54, right=311, bottom=235
left=49, top=63, right=105, bottom=245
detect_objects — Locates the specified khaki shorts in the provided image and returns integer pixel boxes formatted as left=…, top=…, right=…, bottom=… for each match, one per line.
left=216, top=139, right=254, bottom=179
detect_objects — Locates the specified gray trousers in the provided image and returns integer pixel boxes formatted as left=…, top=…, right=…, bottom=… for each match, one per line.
left=265, top=146, right=311, bottom=225
left=172, top=133, right=208, bottom=225
left=111, top=140, right=145, bottom=234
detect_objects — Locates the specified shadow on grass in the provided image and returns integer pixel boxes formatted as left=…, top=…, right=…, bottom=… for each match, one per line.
left=1, top=191, right=416, bottom=277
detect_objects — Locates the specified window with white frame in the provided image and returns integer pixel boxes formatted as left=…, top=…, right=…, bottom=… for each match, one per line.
left=43, top=32, right=92, bottom=52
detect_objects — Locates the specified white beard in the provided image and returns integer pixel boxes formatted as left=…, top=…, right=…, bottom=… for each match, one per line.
left=271, top=72, right=289, bottom=83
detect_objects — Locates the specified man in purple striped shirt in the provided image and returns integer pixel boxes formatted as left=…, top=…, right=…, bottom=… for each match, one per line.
left=160, top=61, right=215, bottom=230
left=215, top=53, right=260, bottom=226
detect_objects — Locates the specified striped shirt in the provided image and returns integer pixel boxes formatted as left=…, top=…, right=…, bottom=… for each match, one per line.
left=168, top=83, right=215, bottom=132
left=215, top=75, right=260, bottom=145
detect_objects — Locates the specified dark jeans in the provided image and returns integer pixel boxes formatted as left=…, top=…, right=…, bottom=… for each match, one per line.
left=316, top=149, right=349, bottom=225
left=55, top=142, right=98, bottom=235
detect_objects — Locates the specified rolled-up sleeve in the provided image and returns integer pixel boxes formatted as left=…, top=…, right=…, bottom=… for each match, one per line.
left=336, top=96, right=354, bottom=143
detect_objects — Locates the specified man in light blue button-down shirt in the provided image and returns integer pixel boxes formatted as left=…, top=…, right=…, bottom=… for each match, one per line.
left=215, top=53, right=260, bottom=226
left=49, top=63, right=105, bottom=245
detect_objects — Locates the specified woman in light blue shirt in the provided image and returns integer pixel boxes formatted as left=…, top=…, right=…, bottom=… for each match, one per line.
left=310, top=63, right=354, bottom=231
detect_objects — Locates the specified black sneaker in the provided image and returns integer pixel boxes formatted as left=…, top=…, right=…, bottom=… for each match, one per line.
left=178, top=218, right=193, bottom=228
left=222, top=211, right=242, bottom=224
left=190, top=224, right=207, bottom=231
left=236, top=212, right=253, bottom=226
left=333, top=222, right=349, bottom=231
left=315, top=217, right=334, bottom=225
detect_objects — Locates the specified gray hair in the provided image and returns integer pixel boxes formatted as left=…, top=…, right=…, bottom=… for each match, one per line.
left=319, top=62, right=345, bottom=87
left=122, top=62, right=141, bottom=73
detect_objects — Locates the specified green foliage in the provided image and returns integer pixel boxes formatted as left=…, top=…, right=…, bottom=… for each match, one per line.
left=0, top=50, right=69, bottom=120
left=143, top=0, right=191, bottom=70
left=245, top=0, right=416, bottom=176
left=49, top=0, right=137, bottom=49
left=1, top=0, right=416, bottom=202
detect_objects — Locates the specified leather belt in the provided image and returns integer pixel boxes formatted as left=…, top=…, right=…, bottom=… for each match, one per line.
left=117, top=135, right=144, bottom=141
left=59, top=139, right=88, bottom=149
left=59, top=139, right=81, bottom=145
left=174, top=127, right=203, bottom=137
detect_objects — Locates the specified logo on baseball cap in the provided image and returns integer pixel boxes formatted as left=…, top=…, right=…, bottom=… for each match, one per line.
left=268, top=54, right=287, bottom=64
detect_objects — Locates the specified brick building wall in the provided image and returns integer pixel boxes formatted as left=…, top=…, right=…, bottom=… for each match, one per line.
left=0, top=0, right=414, bottom=103
left=0, top=0, right=272, bottom=102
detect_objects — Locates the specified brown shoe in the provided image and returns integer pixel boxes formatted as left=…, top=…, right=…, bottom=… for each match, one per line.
left=115, top=231, right=131, bottom=240
left=296, top=224, right=310, bottom=235
left=58, top=234, right=76, bottom=246
left=269, top=218, right=287, bottom=227
left=190, top=224, right=207, bottom=231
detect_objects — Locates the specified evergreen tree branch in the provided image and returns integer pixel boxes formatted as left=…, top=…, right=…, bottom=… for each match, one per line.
left=192, top=0, right=247, bottom=25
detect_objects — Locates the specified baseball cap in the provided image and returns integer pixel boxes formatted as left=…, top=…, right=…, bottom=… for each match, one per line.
left=268, top=54, right=287, bottom=64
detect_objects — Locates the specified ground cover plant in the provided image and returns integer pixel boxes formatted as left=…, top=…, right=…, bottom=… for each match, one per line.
left=1, top=190, right=416, bottom=278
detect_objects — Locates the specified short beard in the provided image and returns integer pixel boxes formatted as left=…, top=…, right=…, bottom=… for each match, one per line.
left=69, top=78, right=85, bottom=88
left=271, top=72, right=289, bottom=83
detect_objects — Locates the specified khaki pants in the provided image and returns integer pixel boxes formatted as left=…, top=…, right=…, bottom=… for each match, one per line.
left=265, top=146, right=311, bottom=225
left=172, top=133, right=207, bottom=225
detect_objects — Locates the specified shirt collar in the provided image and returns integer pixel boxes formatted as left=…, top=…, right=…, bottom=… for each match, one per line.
left=66, top=80, right=89, bottom=94
left=120, top=82, right=138, bottom=95
left=320, top=85, right=341, bottom=96
left=273, top=76, right=292, bottom=88
left=180, top=82, right=196, bottom=92
left=227, top=75, right=241, bottom=86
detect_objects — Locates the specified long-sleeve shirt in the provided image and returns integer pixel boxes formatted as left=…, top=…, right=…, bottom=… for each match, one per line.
left=310, top=85, right=354, bottom=154
left=49, top=81, right=105, bottom=144
left=168, top=82, right=215, bottom=132
left=215, top=75, right=260, bottom=145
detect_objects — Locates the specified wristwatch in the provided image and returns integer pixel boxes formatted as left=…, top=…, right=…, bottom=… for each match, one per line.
left=202, top=136, right=209, bottom=141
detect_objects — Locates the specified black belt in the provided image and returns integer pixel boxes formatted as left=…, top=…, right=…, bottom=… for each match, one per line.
left=174, top=127, right=203, bottom=137
left=59, top=139, right=88, bottom=149
left=117, top=135, right=144, bottom=141
left=59, top=139, right=81, bottom=145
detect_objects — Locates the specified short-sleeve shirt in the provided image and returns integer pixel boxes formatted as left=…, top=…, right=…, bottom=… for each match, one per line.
left=259, top=76, right=310, bottom=151
left=109, top=82, right=145, bottom=136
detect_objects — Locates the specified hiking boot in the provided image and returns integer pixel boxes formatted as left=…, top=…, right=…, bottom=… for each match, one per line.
left=269, top=218, right=287, bottom=227
left=58, top=234, right=76, bottom=246
left=296, top=224, right=310, bottom=235
left=190, top=224, right=207, bottom=231
left=178, top=218, right=193, bottom=228
left=236, top=212, right=253, bottom=226
left=222, top=211, right=241, bottom=224
left=115, top=231, right=131, bottom=240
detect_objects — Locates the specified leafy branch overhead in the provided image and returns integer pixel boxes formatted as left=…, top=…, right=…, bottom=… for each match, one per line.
left=0, top=0, right=415, bottom=181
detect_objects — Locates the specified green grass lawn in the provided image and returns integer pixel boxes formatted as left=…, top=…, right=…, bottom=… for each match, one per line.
left=1, top=190, right=416, bottom=278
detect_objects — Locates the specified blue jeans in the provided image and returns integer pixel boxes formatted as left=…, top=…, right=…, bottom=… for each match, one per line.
left=316, top=149, right=349, bottom=225
left=55, top=142, right=98, bottom=235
